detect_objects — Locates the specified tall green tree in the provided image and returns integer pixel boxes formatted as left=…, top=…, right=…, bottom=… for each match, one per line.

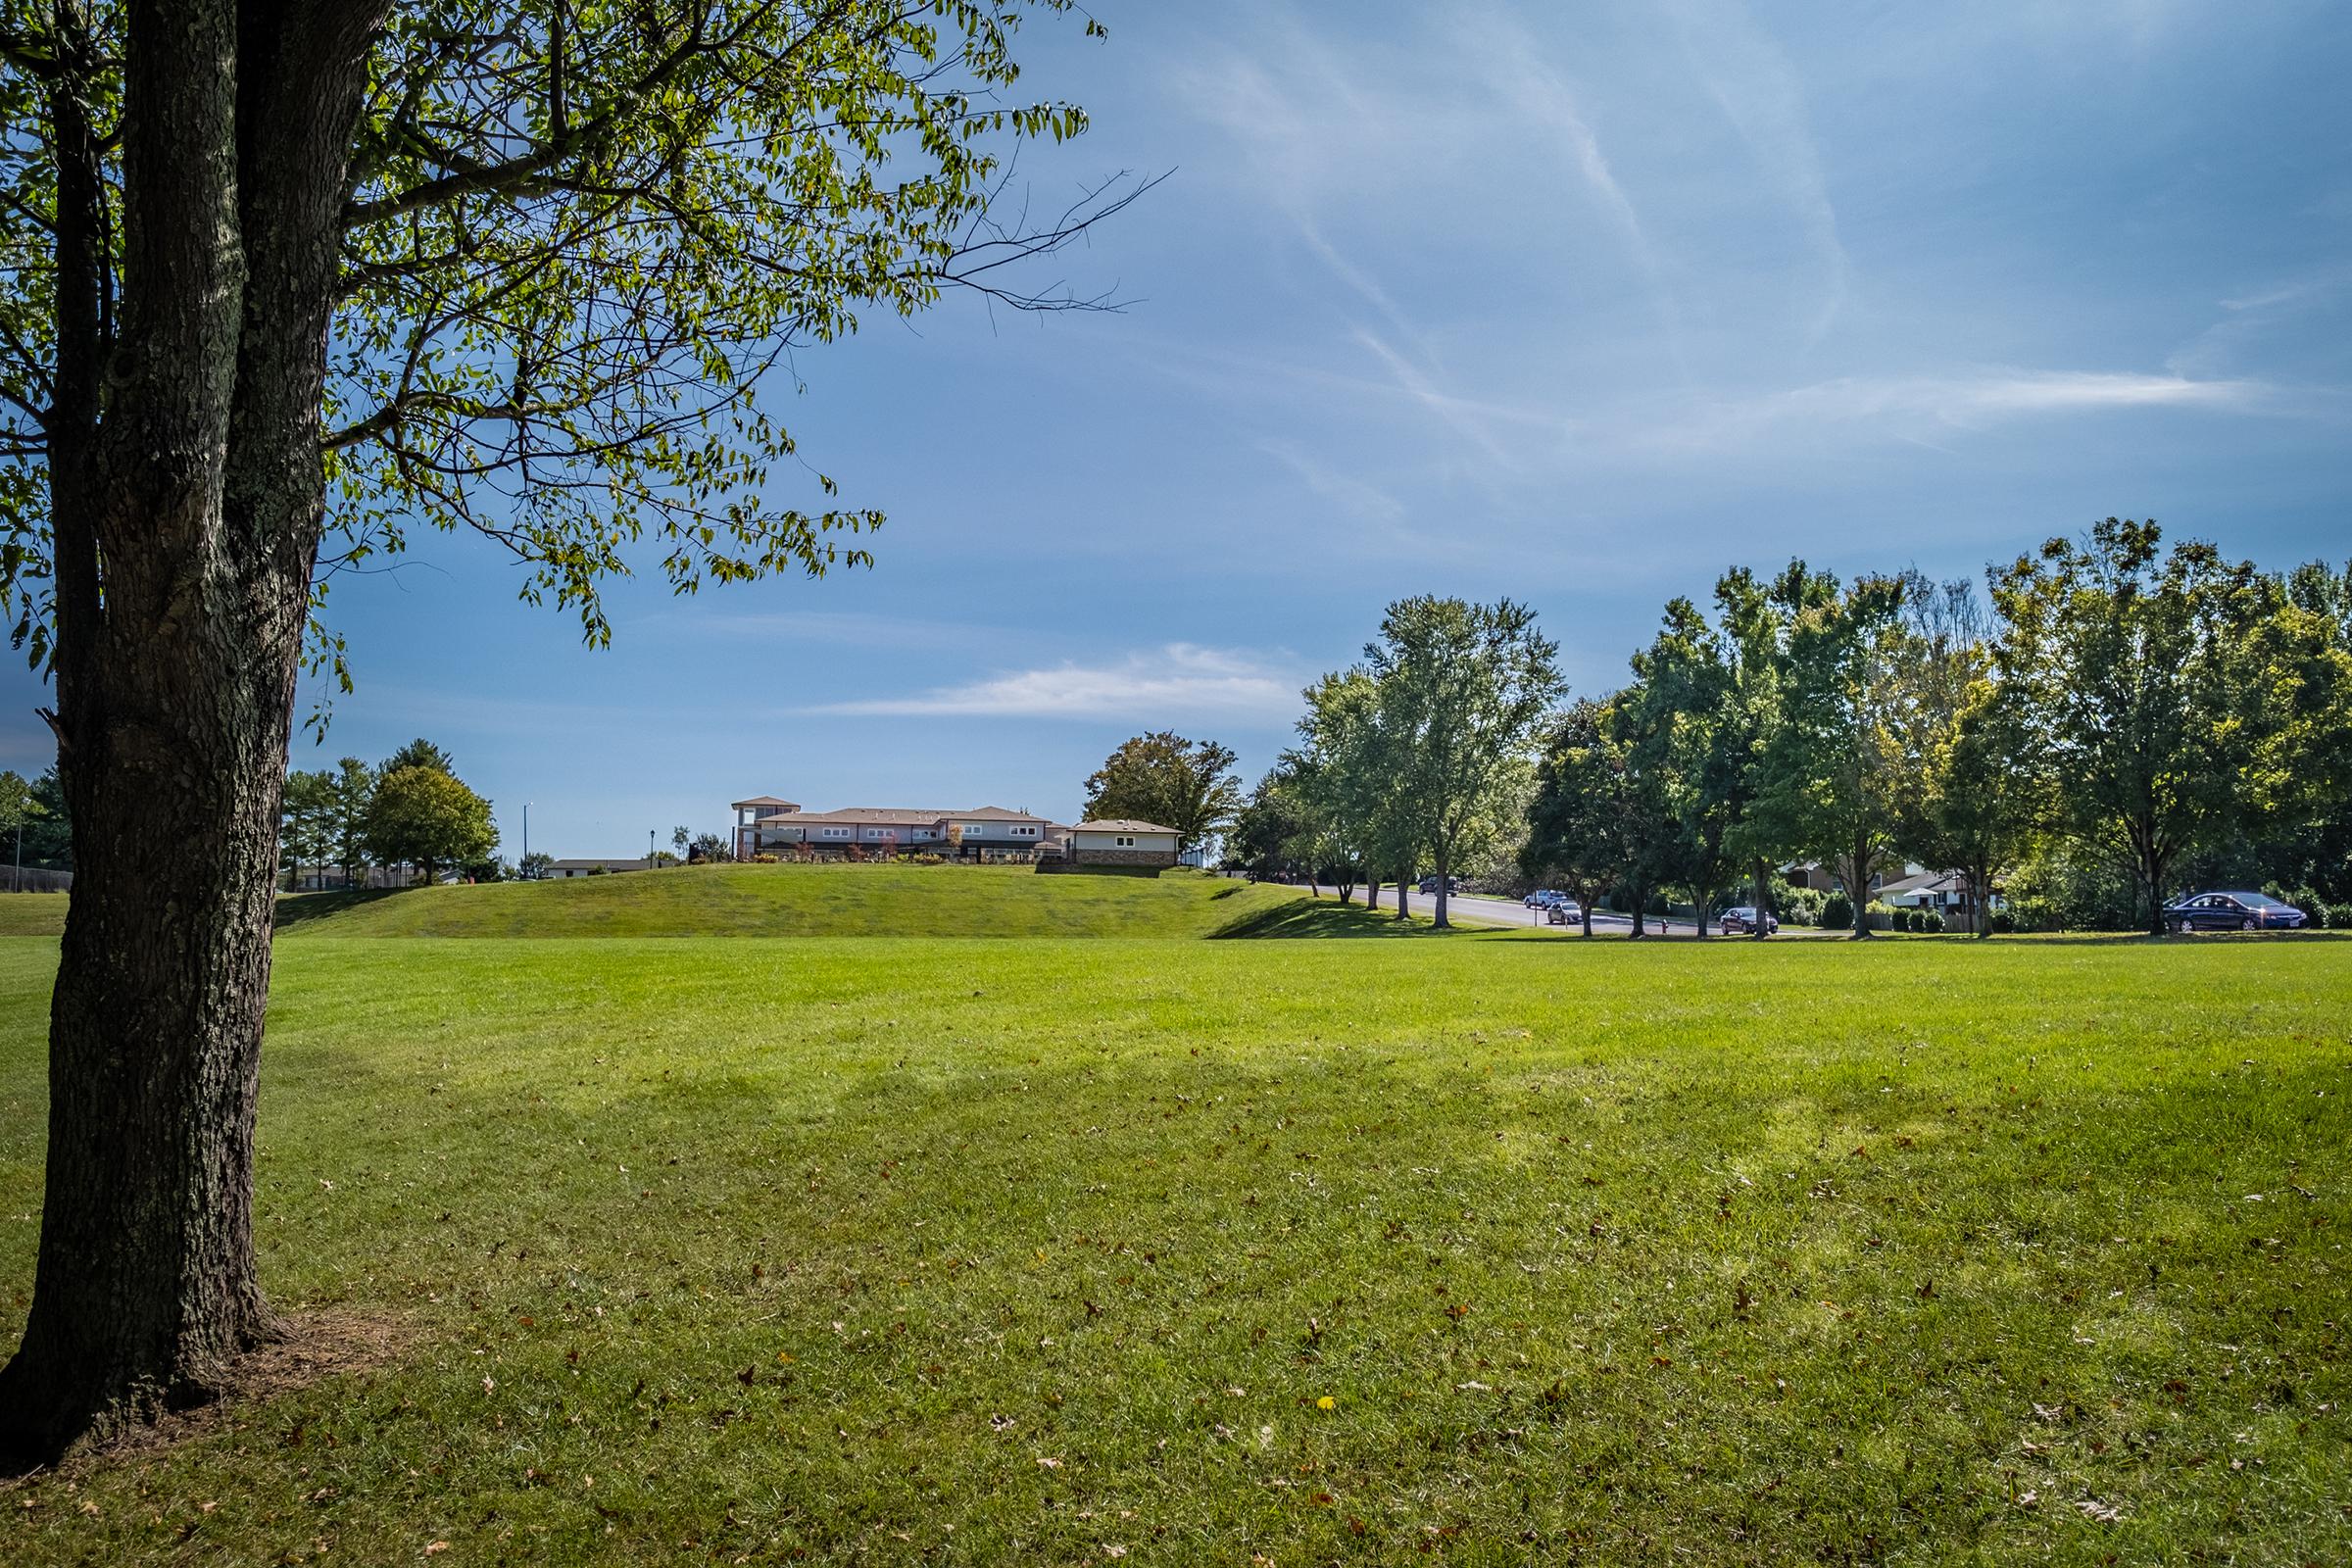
left=326, top=758, right=376, bottom=887
left=1882, top=573, right=2039, bottom=937
left=0, top=769, right=42, bottom=890
left=1229, top=763, right=1315, bottom=885
left=1295, top=668, right=1419, bottom=916
left=1751, top=567, right=1906, bottom=937
left=1361, top=597, right=1564, bottom=929
left=380, top=738, right=455, bottom=776
left=1619, top=568, right=1790, bottom=938
left=19, top=766, right=70, bottom=870
left=1521, top=696, right=1642, bottom=937
left=279, top=769, right=340, bottom=890
left=1990, top=520, right=2273, bottom=933
left=0, top=0, right=1132, bottom=1456
left=1082, top=732, right=1246, bottom=858
left=1927, top=677, right=2044, bottom=937
left=363, top=765, right=497, bottom=886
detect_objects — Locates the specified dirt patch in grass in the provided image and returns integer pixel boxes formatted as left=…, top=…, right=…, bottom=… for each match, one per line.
left=3, top=1307, right=416, bottom=1482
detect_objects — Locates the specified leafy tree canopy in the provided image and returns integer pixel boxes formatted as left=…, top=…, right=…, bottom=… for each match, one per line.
left=363, top=763, right=496, bottom=882
left=0, top=0, right=1141, bottom=684
left=1082, top=731, right=1244, bottom=857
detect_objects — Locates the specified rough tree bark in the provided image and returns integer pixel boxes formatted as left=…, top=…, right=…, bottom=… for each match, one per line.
left=0, top=0, right=384, bottom=1464
left=1751, top=857, right=1771, bottom=940
left=1848, top=830, right=1876, bottom=939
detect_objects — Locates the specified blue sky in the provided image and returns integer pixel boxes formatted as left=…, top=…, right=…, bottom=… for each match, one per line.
left=7, top=0, right=2350, bottom=856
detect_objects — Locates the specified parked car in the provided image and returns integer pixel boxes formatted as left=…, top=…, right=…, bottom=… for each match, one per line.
left=2162, top=891, right=2309, bottom=933
left=1545, top=900, right=1585, bottom=925
left=1418, top=875, right=1464, bottom=895
left=1524, top=889, right=1564, bottom=908
left=1719, top=906, right=1780, bottom=936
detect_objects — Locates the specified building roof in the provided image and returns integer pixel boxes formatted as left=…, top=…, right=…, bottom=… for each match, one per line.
left=757, top=807, right=957, bottom=826
left=730, top=795, right=800, bottom=809
left=753, top=805, right=1054, bottom=827
left=1073, top=819, right=1180, bottom=835
left=1878, top=868, right=1961, bottom=898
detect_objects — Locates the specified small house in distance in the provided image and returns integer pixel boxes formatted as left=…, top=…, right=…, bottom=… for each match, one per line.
left=545, top=858, right=651, bottom=878
left=1064, top=819, right=1181, bottom=870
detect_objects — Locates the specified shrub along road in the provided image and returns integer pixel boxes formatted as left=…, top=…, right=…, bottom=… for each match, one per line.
left=0, top=910, right=2346, bottom=1563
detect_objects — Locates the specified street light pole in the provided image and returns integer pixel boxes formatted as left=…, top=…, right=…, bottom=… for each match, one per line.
left=522, top=802, right=531, bottom=876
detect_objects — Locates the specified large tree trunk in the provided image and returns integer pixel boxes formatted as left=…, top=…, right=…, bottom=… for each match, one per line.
left=1365, top=877, right=1381, bottom=912
left=1849, top=831, right=1874, bottom=939
left=1752, top=857, right=1771, bottom=940
left=1431, top=843, right=1449, bottom=929
left=0, top=0, right=379, bottom=1464
left=1394, top=874, right=1411, bottom=922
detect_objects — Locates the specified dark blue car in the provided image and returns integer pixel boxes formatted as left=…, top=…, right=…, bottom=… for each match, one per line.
left=2162, top=891, right=2308, bottom=933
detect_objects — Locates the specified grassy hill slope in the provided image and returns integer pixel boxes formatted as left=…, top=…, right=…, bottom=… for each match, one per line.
left=263, top=863, right=1344, bottom=939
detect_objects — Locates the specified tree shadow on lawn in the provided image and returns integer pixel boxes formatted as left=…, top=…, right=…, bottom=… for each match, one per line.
left=1210, top=899, right=1479, bottom=939
left=271, top=889, right=411, bottom=928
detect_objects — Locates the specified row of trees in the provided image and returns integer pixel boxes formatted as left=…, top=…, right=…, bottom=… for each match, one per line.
left=281, top=739, right=499, bottom=887
left=1235, top=598, right=1564, bottom=928
left=1232, top=522, right=2352, bottom=938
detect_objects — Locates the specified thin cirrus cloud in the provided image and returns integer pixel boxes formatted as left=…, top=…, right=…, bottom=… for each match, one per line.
left=803, top=644, right=1306, bottom=722
left=1637, top=368, right=2275, bottom=453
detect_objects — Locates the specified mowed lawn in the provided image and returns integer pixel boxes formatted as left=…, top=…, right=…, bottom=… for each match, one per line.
left=1, top=927, right=2348, bottom=1565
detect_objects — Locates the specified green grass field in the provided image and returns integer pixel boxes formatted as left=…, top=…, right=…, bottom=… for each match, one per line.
left=0, top=877, right=2347, bottom=1564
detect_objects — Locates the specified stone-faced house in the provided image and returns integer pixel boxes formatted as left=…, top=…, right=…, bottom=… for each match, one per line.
left=1065, top=819, right=1181, bottom=869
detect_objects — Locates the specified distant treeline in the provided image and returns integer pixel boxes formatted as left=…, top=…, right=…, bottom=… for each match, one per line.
left=1230, top=520, right=2352, bottom=936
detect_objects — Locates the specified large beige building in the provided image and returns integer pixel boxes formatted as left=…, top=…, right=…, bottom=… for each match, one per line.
left=730, top=798, right=1058, bottom=861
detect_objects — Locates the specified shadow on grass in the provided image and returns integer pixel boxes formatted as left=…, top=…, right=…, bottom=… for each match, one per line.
left=1963, top=930, right=2352, bottom=947
left=1211, top=899, right=1441, bottom=939
left=273, top=889, right=411, bottom=928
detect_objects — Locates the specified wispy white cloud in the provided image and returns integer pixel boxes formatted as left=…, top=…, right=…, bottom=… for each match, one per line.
left=2169, top=265, right=2352, bottom=378
left=1350, top=328, right=1521, bottom=469
left=806, top=644, right=1303, bottom=722
left=1258, top=438, right=1406, bottom=523
left=1647, top=368, right=2272, bottom=452
left=1465, top=14, right=1688, bottom=368
left=1292, top=216, right=1442, bottom=370
left=1661, top=0, right=1849, bottom=347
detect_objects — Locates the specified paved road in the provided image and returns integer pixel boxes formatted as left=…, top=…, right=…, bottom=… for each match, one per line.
left=1302, top=883, right=1702, bottom=936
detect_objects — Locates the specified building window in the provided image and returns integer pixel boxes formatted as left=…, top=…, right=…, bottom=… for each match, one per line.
left=1117, top=835, right=1135, bottom=848
left=822, top=826, right=850, bottom=839
left=1010, top=824, right=1038, bottom=838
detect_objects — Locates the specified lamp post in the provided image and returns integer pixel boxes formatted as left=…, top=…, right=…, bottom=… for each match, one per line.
left=648, top=828, right=656, bottom=867
left=522, top=802, right=531, bottom=877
